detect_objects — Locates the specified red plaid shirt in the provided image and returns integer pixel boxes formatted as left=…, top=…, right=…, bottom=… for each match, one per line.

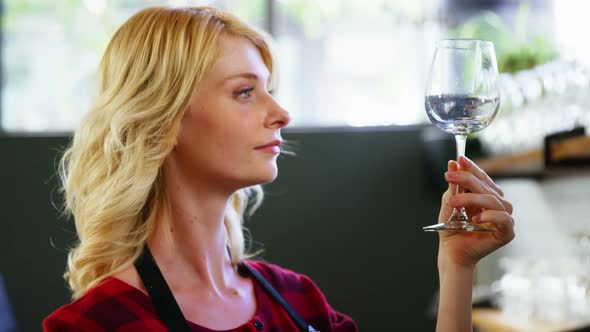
left=43, top=260, right=358, bottom=331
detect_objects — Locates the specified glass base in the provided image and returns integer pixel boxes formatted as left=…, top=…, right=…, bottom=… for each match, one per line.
left=423, top=221, right=494, bottom=232
left=424, top=207, right=494, bottom=232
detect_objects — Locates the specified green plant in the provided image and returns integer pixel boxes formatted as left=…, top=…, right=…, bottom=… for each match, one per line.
left=449, top=3, right=558, bottom=73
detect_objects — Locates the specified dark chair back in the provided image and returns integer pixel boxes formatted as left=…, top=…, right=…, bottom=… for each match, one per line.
left=0, top=274, right=17, bottom=332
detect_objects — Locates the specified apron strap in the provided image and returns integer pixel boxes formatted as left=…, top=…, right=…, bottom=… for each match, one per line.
left=134, top=245, right=191, bottom=332
left=134, top=244, right=318, bottom=332
left=238, top=261, right=319, bottom=332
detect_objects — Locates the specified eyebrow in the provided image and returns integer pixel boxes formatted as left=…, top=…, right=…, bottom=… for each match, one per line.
left=223, top=72, right=270, bottom=85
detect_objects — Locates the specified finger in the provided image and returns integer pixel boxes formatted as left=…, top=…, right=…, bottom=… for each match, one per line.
left=445, top=171, right=513, bottom=213
left=459, top=156, right=504, bottom=197
left=445, top=170, right=491, bottom=195
left=446, top=160, right=459, bottom=193
left=473, top=210, right=515, bottom=241
left=448, top=160, right=459, bottom=173
left=448, top=193, right=506, bottom=211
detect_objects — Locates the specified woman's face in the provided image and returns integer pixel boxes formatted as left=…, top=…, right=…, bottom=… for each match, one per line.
left=170, top=34, right=291, bottom=191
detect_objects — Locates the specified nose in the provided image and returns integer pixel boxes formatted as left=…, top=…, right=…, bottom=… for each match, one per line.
left=265, top=96, right=291, bottom=129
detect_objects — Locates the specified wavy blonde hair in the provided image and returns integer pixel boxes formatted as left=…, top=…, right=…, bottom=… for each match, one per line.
left=59, top=6, right=276, bottom=299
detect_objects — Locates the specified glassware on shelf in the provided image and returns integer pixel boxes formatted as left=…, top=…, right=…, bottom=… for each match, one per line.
left=493, top=256, right=590, bottom=324
left=478, top=60, right=590, bottom=157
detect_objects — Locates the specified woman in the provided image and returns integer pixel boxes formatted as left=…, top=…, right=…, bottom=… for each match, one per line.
left=43, top=6, right=514, bottom=332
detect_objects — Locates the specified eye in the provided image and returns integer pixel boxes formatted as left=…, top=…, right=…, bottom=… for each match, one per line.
left=235, top=87, right=254, bottom=99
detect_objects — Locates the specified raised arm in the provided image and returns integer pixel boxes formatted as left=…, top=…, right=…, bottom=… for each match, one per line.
left=435, top=156, right=515, bottom=332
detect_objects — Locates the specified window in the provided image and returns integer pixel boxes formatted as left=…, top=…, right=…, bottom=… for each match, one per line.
left=271, top=0, right=442, bottom=126
left=2, top=0, right=265, bottom=132
left=11, top=1, right=578, bottom=131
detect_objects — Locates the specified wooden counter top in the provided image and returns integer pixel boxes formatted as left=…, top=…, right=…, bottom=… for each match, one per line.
left=473, top=308, right=590, bottom=332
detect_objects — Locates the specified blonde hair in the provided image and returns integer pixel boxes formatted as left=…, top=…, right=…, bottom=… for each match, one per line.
left=59, top=6, right=276, bottom=299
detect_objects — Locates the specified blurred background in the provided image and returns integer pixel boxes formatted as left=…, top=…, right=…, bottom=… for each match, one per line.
left=1, top=0, right=590, bottom=331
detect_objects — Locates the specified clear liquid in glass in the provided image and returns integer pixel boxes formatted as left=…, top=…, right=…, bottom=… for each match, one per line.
left=425, top=94, right=499, bottom=135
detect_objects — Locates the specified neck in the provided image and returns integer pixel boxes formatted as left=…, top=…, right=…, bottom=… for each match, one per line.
left=147, top=167, right=240, bottom=296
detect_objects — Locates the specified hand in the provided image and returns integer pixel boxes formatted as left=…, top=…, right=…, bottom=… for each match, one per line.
left=437, top=156, right=515, bottom=269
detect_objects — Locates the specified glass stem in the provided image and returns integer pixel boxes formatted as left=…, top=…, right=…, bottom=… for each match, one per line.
left=443, top=133, right=470, bottom=224
left=454, top=134, right=467, bottom=195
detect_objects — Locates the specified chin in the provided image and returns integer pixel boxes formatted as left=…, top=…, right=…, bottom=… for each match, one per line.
left=254, top=166, right=279, bottom=185
left=234, top=163, right=279, bottom=188
left=259, top=171, right=278, bottom=184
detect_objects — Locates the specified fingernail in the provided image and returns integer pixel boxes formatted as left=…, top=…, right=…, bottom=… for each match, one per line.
left=446, top=171, right=458, bottom=179
left=460, top=156, right=470, bottom=169
left=472, top=214, right=481, bottom=222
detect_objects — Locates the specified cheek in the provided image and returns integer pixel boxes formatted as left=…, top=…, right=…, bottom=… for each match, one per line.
left=177, top=112, right=250, bottom=171
left=178, top=104, right=226, bottom=147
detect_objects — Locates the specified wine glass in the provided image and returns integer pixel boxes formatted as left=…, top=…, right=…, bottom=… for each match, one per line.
left=423, top=39, right=500, bottom=232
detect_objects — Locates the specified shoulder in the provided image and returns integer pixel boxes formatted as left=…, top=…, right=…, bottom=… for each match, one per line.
left=245, top=260, right=359, bottom=332
left=243, top=259, right=332, bottom=313
left=244, top=260, right=321, bottom=294
left=43, top=277, right=165, bottom=332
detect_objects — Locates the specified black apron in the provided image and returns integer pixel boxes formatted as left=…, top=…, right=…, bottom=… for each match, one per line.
left=134, top=245, right=319, bottom=332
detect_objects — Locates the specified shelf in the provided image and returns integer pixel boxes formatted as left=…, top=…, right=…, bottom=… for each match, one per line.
left=474, top=135, right=590, bottom=178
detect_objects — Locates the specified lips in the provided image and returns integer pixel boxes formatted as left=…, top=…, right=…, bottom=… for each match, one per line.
left=255, top=140, right=282, bottom=149
left=255, top=140, right=282, bottom=154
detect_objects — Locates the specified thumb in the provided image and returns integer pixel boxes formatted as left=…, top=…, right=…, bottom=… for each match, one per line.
left=447, top=160, right=458, bottom=192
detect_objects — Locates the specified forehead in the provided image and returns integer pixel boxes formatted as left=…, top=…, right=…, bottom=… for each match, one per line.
left=207, top=35, right=270, bottom=83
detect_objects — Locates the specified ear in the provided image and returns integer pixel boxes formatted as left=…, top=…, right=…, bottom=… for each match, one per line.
left=171, top=125, right=181, bottom=150
left=173, top=130, right=181, bottom=149
left=171, top=104, right=192, bottom=150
